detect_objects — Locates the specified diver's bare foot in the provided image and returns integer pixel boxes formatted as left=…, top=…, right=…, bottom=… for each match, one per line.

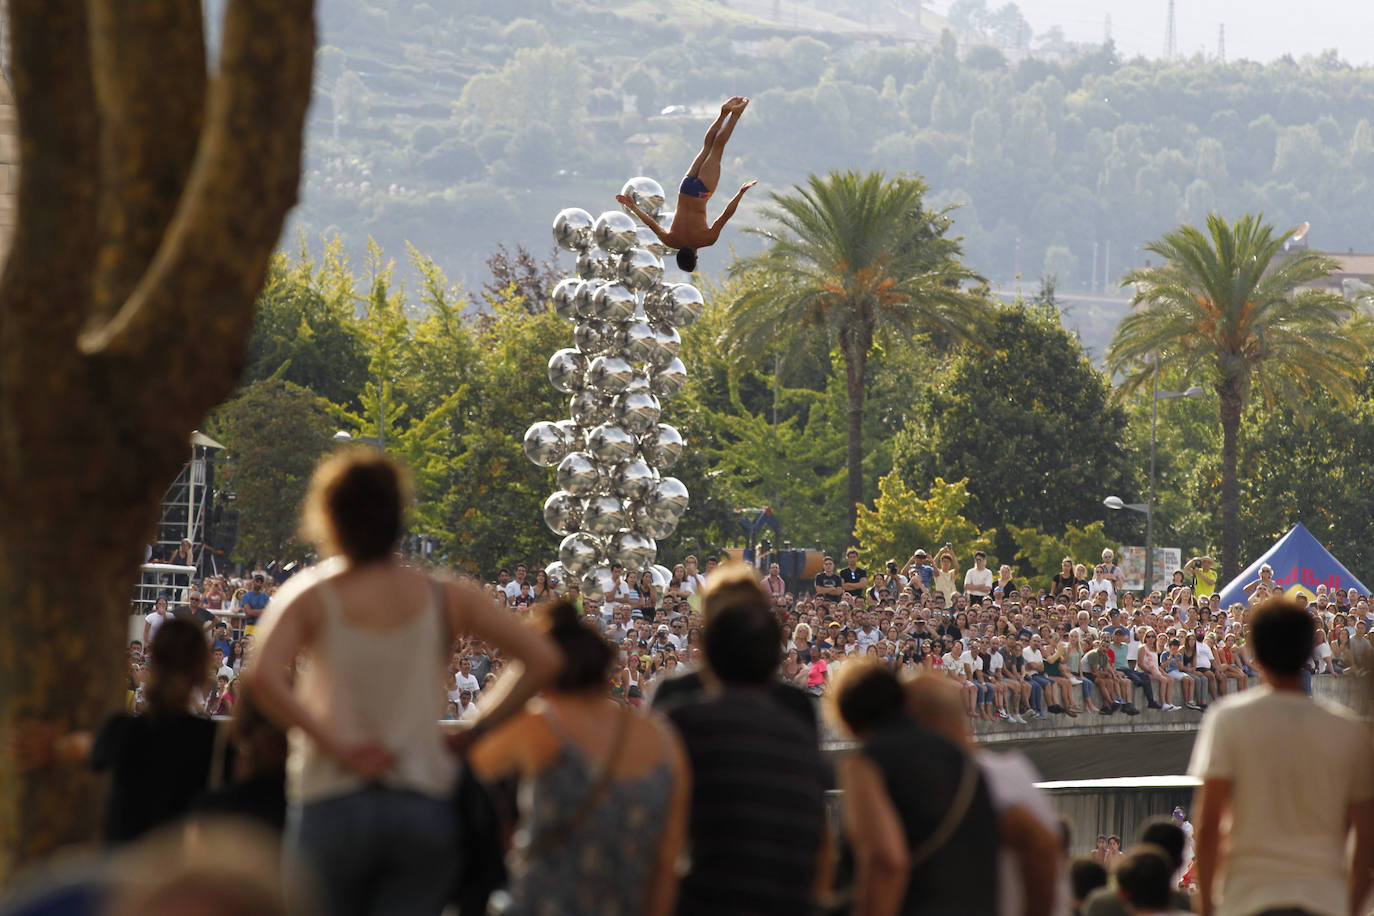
left=722, top=96, right=748, bottom=114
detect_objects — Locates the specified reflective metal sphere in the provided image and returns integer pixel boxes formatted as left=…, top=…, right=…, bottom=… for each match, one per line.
left=581, top=565, right=616, bottom=601
left=573, top=319, right=613, bottom=358
left=647, top=476, right=689, bottom=520
left=614, top=458, right=657, bottom=501
left=552, top=207, right=594, bottom=252
left=618, top=319, right=656, bottom=363
left=647, top=325, right=681, bottom=369
left=609, top=530, right=656, bottom=573
left=649, top=358, right=687, bottom=399
left=576, top=249, right=607, bottom=281
left=668, top=283, right=705, bottom=328
left=619, top=248, right=665, bottom=292
left=592, top=283, right=636, bottom=324
left=552, top=277, right=581, bottom=321
left=588, top=422, right=637, bottom=465
left=641, top=423, right=684, bottom=469
left=554, top=419, right=585, bottom=451
left=632, top=500, right=679, bottom=539
left=641, top=284, right=673, bottom=325
left=586, top=355, right=635, bottom=395
left=543, top=491, right=584, bottom=536
left=636, top=226, right=670, bottom=257
left=613, top=389, right=661, bottom=435
left=592, top=210, right=638, bottom=254
left=583, top=494, right=628, bottom=537
left=522, top=421, right=569, bottom=468
left=555, top=451, right=600, bottom=496
left=547, top=348, right=588, bottom=393
left=558, top=532, right=603, bottom=576
left=572, top=279, right=603, bottom=320
left=620, top=177, right=666, bottom=218
left=569, top=390, right=611, bottom=428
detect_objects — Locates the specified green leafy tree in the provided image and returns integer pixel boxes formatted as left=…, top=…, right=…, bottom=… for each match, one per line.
left=896, top=303, right=1132, bottom=560
left=1007, top=521, right=1117, bottom=586
left=241, top=239, right=369, bottom=409
left=724, top=170, right=984, bottom=538
left=853, top=474, right=996, bottom=574
left=1107, top=213, right=1369, bottom=579
left=207, top=378, right=335, bottom=564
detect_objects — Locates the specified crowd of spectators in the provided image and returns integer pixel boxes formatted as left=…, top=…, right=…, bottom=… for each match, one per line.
left=460, top=547, right=1369, bottom=727
left=124, top=536, right=1371, bottom=744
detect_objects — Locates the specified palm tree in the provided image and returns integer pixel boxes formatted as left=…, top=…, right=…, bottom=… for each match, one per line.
left=1107, top=213, right=1368, bottom=580
left=723, top=171, right=984, bottom=539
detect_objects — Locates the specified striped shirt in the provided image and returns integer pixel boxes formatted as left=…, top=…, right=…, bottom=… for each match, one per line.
left=666, top=690, right=827, bottom=916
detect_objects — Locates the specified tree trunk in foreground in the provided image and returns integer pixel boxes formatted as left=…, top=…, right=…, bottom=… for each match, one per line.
left=0, top=0, right=314, bottom=882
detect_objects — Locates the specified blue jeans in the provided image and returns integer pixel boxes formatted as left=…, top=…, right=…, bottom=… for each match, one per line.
left=289, top=785, right=458, bottom=916
left=1027, top=674, right=1050, bottom=711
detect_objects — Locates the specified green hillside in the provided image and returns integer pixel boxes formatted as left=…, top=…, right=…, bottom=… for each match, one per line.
left=293, top=0, right=1374, bottom=349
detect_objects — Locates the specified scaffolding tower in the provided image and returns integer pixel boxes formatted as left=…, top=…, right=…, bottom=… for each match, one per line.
left=155, top=430, right=226, bottom=576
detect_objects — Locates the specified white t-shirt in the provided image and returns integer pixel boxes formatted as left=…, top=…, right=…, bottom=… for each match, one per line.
left=453, top=672, right=480, bottom=694
left=502, top=580, right=527, bottom=600
left=977, top=751, right=1066, bottom=916
left=988, top=652, right=1005, bottom=675
left=1088, top=577, right=1116, bottom=609
left=964, top=566, right=994, bottom=594
left=958, top=650, right=979, bottom=678
left=1188, top=687, right=1374, bottom=916
left=680, top=572, right=707, bottom=595
left=144, top=610, right=172, bottom=643
left=455, top=701, right=479, bottom=721
left=1194, top=641, right=1215, bottom=669
left=854, top=626, right=882, bottom=653
left=1021, top=646, right=1044, bottom=671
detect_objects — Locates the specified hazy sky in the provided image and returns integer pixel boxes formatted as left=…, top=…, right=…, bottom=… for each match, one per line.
left=934, top=1, right=1374, bottom=66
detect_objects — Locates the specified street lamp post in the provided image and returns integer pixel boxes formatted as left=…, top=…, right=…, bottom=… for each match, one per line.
left=1106, top=361, right=1204, bottom=593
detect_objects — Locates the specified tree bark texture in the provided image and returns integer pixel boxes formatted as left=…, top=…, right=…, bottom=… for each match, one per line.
left=1218, top=381, right=1243, bottom=584
left=0, top=0, right=314, bottom=882
left=839, top=321, right=873, bottom=542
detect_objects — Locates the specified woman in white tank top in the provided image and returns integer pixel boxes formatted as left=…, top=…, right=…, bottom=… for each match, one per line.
left=249, top=452, right=562, bottom=916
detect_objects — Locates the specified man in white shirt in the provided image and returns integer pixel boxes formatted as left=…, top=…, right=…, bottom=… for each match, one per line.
left=1189, top=597, right=1374, bottom=916
left=964, top=550, right=994, bottom=599
left=853, top=611, right=882, bottom=654
left=453, top=658, right=481, bottom=694
left=501, top=563, right=529, bottom=601
left=455, top=688, right=479, bottom=721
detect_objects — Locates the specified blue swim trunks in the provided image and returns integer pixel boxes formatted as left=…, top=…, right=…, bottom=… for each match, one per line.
left=680, top=174, right=712, bottom=200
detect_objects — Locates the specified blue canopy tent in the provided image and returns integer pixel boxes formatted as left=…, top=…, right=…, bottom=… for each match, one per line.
left=1215, top=522, right=1371, bottom=608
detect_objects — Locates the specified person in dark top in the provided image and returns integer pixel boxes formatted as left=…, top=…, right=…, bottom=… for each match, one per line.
left=10, top=617, right=218, bottom=845
left=194, top=683, right=288, bottom=832
left=840, top=548, right=868, bottom=604
left=664, top=563, right=829, bottom=916
left=831, top=661, right=998, bottom=915
left=814, top=556, right=844, bottom=604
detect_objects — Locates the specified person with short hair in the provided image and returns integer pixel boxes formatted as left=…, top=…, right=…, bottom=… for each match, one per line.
left=831, top=662, right=999, bottom=915
left=664, top=562, right=829, bottom=916
left=1112, top=845, right=1190, bottom=915
left=1190, top=596, right=1374, bottom=916
left=617, top=97, right=756, bottom=274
